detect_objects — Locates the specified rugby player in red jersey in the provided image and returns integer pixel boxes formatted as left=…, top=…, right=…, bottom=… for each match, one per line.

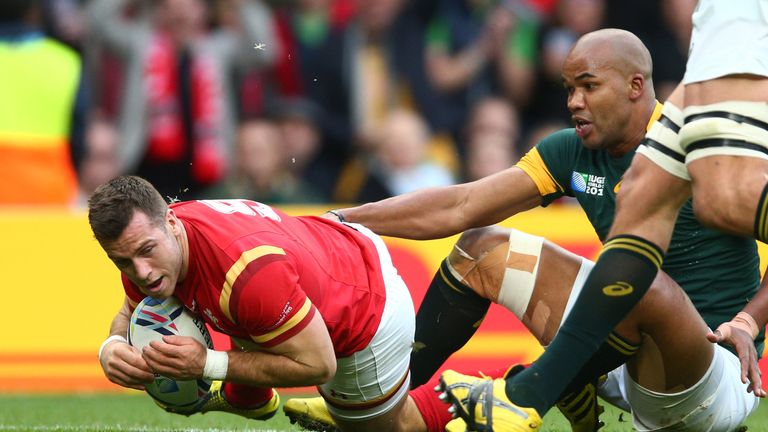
left=89, top=175, right=417, bottom=431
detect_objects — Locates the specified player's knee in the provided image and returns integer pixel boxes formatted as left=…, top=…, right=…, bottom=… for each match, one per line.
left=634, top=271, right=679, bottom=321
left=454, top=226, right=510, bottom=259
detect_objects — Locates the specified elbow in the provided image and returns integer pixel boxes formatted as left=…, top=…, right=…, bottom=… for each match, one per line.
left=319, top=361, right=336, bottom=384
left=307, top=357, right=336, bottom=386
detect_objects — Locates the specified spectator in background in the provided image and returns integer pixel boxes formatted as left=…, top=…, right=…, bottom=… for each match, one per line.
left=602, top=0, right=695, bottom=101
left=204, top=119, right=323, bottom=204
left=0, top=0, right=86, bottom=206
left=424, top=0, right=539, bottom=122
left=463, top=97, right=521, bottom=181
left=465, top=133, right=518, bottom=181
left=328, top=108, right=457, bottom=204
left=523, top=0, right=605, bottom=132
left=40, top=0, right=85, bottom=50
left=270, top=0, right=355, bottom=98
left=295, top=0, right=448, bottom=203
left=272, top=97, right=334, bottom=201
left=464, top=96, right=520, bottom=148
left=374, top=109, right=455, bottom=196
left=77, top=116, right=120, bottom=205
left=86, top=0, right=277, bottom=200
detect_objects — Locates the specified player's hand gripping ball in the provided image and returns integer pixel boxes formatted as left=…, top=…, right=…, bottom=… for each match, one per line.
left=129, top=296, right=213, bottom=411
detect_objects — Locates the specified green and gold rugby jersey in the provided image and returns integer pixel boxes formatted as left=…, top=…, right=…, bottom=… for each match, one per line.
left=516, top=103, right=763, bottom=350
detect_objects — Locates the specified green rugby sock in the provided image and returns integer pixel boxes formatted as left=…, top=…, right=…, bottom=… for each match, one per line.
left=410, top=259, right=490, bottom=387
left=754, top=181, right=768, bottom=243
left=504, top=235, right=662, bottom=415
left=561, top=331, right=639, bottom=397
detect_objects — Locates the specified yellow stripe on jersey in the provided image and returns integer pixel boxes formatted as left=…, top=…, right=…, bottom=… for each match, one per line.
left=515, top=147, right=564, bottom=196
left=220, top=245, right=286, bottom=324
left=249, top=297, right=312, bottom=344
left=647, top=101, right=663, bottom=132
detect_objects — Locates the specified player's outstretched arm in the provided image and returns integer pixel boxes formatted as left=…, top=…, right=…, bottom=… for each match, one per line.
left=98, top=297, right=154, bottom=390
left=331, top=167, right=542, bottom=240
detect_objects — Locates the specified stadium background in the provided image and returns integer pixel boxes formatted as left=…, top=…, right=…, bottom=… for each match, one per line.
left=2, top=206, right=767, bottom=395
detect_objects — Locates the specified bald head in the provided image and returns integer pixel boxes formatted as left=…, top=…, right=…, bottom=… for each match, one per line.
left=569, top=28, right=653, bottom=80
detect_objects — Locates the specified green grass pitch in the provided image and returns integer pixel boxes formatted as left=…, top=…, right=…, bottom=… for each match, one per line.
left=1, top=392, right=766, bottom=431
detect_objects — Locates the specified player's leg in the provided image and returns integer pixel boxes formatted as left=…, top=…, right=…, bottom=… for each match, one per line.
left=428, top=229, right=646, bottom=432
left=617, top=271, right=713, bottom=394
left=441, top=86, right=694, bottom=425
left=409, top=227, right=497, bottom=387
left=613, top=271, right=760, bottom=430
left=678, top=0, right=768, bottom=241
left=287, top=227, right=626, bottom=432
left=412, top=228, right=641, bottom=432
left=312, top=223, right=416, bottom=432
left=411, top=225, right=580, bottom=388
left=497, top=158, right=690, bottom=417
left=681, top=78, right=768, bottom=240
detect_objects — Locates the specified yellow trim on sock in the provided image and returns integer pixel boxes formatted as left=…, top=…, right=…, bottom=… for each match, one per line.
left=601, top=238, right=663, bottom=269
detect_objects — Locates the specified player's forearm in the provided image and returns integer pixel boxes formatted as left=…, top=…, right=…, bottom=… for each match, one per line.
left=339, top=185, right=474, bottom=240
left=743, top=267, right=768, bottom=329
left=108, top=298, right=133, bottom=338
left=225, top=349, right=336, bottom=388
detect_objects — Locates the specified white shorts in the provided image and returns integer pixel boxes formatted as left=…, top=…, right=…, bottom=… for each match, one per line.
left=598, top=344, right=759, bottom=431
left=684, top=0, right=768, bottom=84
left=317, top=223, right=415, bottom=421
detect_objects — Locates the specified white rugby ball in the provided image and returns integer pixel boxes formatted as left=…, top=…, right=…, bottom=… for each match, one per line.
left=129, top=296, right=213, bottom=410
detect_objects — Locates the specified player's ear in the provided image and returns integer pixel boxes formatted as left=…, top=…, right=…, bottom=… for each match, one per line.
left=628, top=73, right=644, bottom=100
left=166, top=209, right=180, bottom=234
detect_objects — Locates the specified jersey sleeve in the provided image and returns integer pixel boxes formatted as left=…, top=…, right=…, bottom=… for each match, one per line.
left=222, top=248, right=317, bottom=348
left=516, top=129, right=581, bottom=206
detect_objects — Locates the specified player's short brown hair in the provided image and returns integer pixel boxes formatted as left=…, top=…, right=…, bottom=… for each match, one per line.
left=88, top=176, right=169, bottom=243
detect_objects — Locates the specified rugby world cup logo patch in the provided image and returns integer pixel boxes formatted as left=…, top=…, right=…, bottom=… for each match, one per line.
left=571, top=171, right=606, bottom=196
left=571, top=172, right=588, bottom=192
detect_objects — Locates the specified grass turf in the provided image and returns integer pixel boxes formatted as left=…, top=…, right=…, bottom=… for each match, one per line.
left=1, top=392, right=766, bottom=431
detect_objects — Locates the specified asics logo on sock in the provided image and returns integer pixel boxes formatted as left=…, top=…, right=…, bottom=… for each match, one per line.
left=602, top=282, right=634, bottom=297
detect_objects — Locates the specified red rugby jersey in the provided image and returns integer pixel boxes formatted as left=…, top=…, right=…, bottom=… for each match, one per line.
left=123, top=199, right=387, bottom=357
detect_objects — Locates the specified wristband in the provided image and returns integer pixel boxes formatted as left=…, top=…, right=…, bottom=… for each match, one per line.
left=328, top=210, right=346, bottom=223
left=734, top=311, right=760, bottom=339
left=98, top=335, right=128, bottom=361
left=203, top=349, right=229, bottom=380
left=716, top=312, right=760, bottom=340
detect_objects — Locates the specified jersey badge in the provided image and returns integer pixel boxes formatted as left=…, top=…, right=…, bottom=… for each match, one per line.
left=571, top=171, right=606, bottom=196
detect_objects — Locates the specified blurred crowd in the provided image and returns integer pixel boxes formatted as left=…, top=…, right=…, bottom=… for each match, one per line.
left=0, top=0, right=696, bottom=207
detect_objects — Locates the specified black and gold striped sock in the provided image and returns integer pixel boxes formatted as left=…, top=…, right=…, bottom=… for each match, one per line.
left=556, top=332, right=639, bottom=430
left=561, top=331, right=639, bottom=397
left=754, top=182, right=768, bottom=243
left=410, top=259, right=490, bottom=387
left=504, top=234, right=662, bottom=415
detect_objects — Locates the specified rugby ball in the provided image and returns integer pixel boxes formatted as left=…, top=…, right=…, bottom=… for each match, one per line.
left=129, top=296, right=213, bottom=410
